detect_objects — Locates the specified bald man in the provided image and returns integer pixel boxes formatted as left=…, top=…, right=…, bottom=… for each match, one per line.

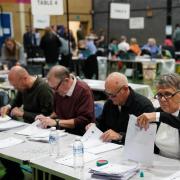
left=87, top=72, right=155, bottom=144
left=1, top=66, right=54, bottom=122
left=0, top=66, right=54, bottom=180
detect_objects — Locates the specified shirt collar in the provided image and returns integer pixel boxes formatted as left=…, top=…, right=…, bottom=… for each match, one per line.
left=66, top=75, right=77, bottom=97
left=172, top=110, right=179, bottom=117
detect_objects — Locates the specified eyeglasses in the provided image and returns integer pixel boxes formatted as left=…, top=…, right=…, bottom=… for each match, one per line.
left=53, top=79, right=64, bottom=91
left=154, top=90, right=180, bottom=100
left=105, top=86, right=124, bottom=98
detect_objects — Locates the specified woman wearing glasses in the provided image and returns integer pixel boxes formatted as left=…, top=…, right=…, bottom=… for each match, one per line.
left=137, top=73, right=180, bottom=159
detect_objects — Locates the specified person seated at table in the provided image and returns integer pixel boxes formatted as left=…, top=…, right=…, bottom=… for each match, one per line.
left=141, top=38, right=159, bottom=58
left=86, top=72, right=155, bottom=144
left=1, top=37, right=26, bottom=69
left=0, top=66, right=54, bottom=180
left=137, top=73, right=180, bottom=159
left=36, top=65, right=95, bottom=136
left=0, top=66, right=54, bottom=122
left=129, top=37, right=141, bottom=56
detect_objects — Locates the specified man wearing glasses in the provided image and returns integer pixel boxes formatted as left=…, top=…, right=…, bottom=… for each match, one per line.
left=36, top=65, right=95, bottom=135
left=137, top=73, right=180, bottom=159
left=86, top=72, right=154, bottom=144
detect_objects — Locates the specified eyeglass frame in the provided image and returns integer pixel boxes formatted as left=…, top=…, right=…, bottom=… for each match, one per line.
left=105, top=85, right=125, bottom=98
left=154, top=90, right=180, bottom=100
left=53, top=79, right=64, bottom=91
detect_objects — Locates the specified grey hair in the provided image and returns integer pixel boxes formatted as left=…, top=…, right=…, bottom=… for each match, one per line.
left=157, top=73, right=180, bottom=90
left=49, top=65, right=70, bottom=80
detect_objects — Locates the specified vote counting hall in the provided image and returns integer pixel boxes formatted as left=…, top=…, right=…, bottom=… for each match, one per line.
left=0, top=0, right=180, bottom=180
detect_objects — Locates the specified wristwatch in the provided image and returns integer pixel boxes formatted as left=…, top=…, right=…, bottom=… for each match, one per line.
left=54, top=119, right=60, bottom=129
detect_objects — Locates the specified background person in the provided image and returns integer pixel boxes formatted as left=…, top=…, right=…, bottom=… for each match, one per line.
left=1, top=37, right=26, bottom=69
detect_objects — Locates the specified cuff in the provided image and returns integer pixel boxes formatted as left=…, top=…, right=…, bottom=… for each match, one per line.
left=155, top=112, right=160, bottom=122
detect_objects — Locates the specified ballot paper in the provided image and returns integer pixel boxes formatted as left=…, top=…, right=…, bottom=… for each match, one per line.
left=0, top=115, right=11, bottom=122
left=81, top=124, right=122, bottom=154
left=123, top=115, right=157, bottom=166
left=56, top=152, right=101, bottom=167
left=27, top=130, right=68, bottom=143
left=16, top=120, right=50, bottom=136
left=0, top=120, right=25, bottom=131
left=89, top=163, right=139, bottom=180
left=163, top=171, right=180, bottom=180
left=0, top=137, right=24, bottom=148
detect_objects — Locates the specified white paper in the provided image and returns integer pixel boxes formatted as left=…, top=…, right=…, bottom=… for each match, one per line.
left=0, top=115, right=11, bottom=122
left=0, top=137, right=24, bottom=149
left=123, top=115, right=157, bottom=166
left=31, top=0, right=64, bottom=15
left=87, top=143, right=122, bottom=155
left=28, top=131, right=67, bottom=143
left=56, top=152, right=100, bottom=167
left=110, top=3, right=130, bottom=19
left=16, top=121, right=50, bottom=136
left=164, top=171, right=180, bottom=180
left=81, top=124, right=122, bottom=154
left=33, top=15, right=50, bottom=29
left=0, top=120, right=25, bottom=131
left=129, top=17, right=144, bottom=29
left=89, top=163, right=139, bottom=179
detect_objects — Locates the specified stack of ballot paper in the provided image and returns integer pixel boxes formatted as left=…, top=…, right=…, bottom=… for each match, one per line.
left=16, top=120, right=67, bottom=142
left=89, top=163, right=139, bottom=180
left=80, top=124, right=122, bottom=154
left=163, top=171, right=180, bottom=180
left=0, top=120, right=25, bottom=131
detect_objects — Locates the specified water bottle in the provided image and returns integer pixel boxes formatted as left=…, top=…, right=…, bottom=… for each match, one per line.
left=73, top=137, right=84, bottom=168
left=49, top=127, right=59, bottom=157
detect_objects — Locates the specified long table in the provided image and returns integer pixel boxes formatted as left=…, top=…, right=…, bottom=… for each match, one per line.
left=0, top=125, right=179, bottom=180
left=108, top=57, right=175, bottom=78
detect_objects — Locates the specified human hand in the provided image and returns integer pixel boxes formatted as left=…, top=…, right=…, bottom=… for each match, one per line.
left=11, top=107, right=24, bottom=117
left=0, top=105, right=10, bottom=117
left=100, top=129, right=122, bottom=142
left=35, top=114, right=56, bottom=128
left=137, top=112, right=156, bottom=130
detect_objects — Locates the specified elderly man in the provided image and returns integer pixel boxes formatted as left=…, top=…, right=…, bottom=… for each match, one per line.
left=137, top=73, right=180, bottom=159
left=36, top=65, right=95, bottom=135
left=87, top=72, right=155, bottom=144
left=1, top=66, right=53, bottom=123
left=0, top=66, right=53, bottom=180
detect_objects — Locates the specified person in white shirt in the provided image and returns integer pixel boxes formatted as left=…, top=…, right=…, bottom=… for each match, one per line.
left=118, top=35, right=130, bottom=52
left=137, top=73, right=180, bottom=159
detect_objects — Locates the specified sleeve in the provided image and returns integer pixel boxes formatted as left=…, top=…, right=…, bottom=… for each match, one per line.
left=96, top=102, right=108, bottom=132
left=74, top=88, right=95, bottom=130
left=160, top=112, right=180, bottom=129
left=23, top=85, right=54, bottom=123
left=10, top=92, right=23, bottom=108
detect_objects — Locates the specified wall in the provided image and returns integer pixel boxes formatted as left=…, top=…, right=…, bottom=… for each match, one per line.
left=93, top=0, right=179, bottom=45
left=0, top=0, right=92, bottom=43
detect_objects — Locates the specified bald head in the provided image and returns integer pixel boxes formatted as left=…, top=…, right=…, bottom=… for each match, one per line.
left=8, top=66, right=34, bottom=92
left=105, top=72, right=128, bottom=89
left=105, top=72, right=129, bottom=105
left=8, top=66, right=29, bottom=82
